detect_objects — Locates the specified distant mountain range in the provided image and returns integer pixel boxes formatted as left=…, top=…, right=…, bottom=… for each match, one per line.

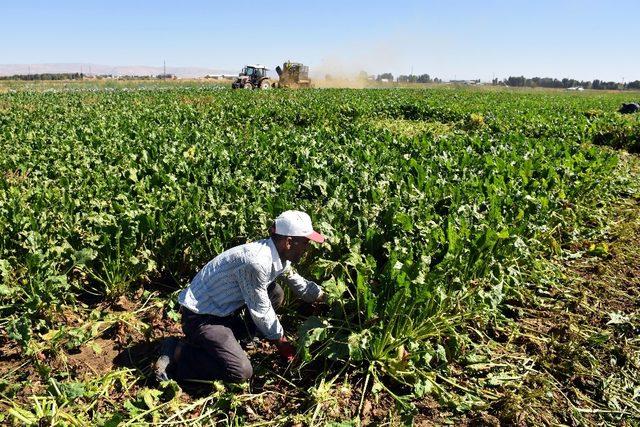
left=0, top=63, right=237, bottom=78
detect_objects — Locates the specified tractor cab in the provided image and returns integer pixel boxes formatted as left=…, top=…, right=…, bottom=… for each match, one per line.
left=241, top=65, right=267, bottom=79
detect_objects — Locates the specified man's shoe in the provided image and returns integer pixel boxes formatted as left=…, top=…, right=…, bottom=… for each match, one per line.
left=241, top=336, right=261, bottom=350
left=154, top=337, right=178, bottom=382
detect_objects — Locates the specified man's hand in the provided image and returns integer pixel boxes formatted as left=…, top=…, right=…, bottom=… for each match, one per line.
left=274, top=336, right=296, bottom=363
left=297, top=289, right=329, bottom=317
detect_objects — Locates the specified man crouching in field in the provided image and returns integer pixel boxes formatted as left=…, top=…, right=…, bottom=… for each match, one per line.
left=154, top=210, right=326, bottom=383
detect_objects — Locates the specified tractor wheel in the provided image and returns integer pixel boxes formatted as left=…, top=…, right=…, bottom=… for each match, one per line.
left=243, top=82, right=253, bottom=90
left=260, top=80, right=272, bottom=90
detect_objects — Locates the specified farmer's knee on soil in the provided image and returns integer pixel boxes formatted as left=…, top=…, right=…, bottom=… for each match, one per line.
left=199, top=324, right=253, bottom=382
left=226, top=355, right=253, bottom=382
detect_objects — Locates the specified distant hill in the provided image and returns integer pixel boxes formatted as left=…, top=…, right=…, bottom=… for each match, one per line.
left=0, top=63, right=236, bottom=78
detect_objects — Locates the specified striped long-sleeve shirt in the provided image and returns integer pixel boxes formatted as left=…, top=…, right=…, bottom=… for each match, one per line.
left=178, top=238, right=322, bottom=340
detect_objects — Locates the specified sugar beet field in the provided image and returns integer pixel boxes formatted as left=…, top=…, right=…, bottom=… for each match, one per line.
left=0, top=83, right=639, bottom=426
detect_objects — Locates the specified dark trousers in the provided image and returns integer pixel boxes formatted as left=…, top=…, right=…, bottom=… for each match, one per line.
left=175, top=282, right=284, bottom=382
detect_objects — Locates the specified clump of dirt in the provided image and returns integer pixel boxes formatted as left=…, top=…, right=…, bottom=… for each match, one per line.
left=67, top=337, right=120, bottom=377
left=0, top=334, right=22, bottom=375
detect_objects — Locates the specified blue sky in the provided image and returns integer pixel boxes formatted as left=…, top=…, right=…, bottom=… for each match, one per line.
left=1, top=0, right=638, bottom=81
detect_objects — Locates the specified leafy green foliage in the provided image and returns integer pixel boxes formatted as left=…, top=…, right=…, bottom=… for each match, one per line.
left=0, top=84, right=637, bottom=423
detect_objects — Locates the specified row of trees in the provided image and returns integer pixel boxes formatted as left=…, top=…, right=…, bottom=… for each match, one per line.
left=0, top=73, right=85, bottom=81
left=378, top=73, right=443, bottom=83
left=0, top=73, right=178, bottom=81
left=397, top=74, right=443, bottom=83
left=357, top=71, right=443, bottom=84
left=360, top=71, right=639, bottom=90
left=499, top=76, right=640, bottom=90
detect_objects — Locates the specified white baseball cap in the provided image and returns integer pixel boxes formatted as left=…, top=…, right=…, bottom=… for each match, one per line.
left=274, top=210, right=325, bottom=243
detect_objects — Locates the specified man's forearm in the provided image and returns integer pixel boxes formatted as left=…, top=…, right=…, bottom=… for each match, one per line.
left=282, top=269, right=323, bottom=303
